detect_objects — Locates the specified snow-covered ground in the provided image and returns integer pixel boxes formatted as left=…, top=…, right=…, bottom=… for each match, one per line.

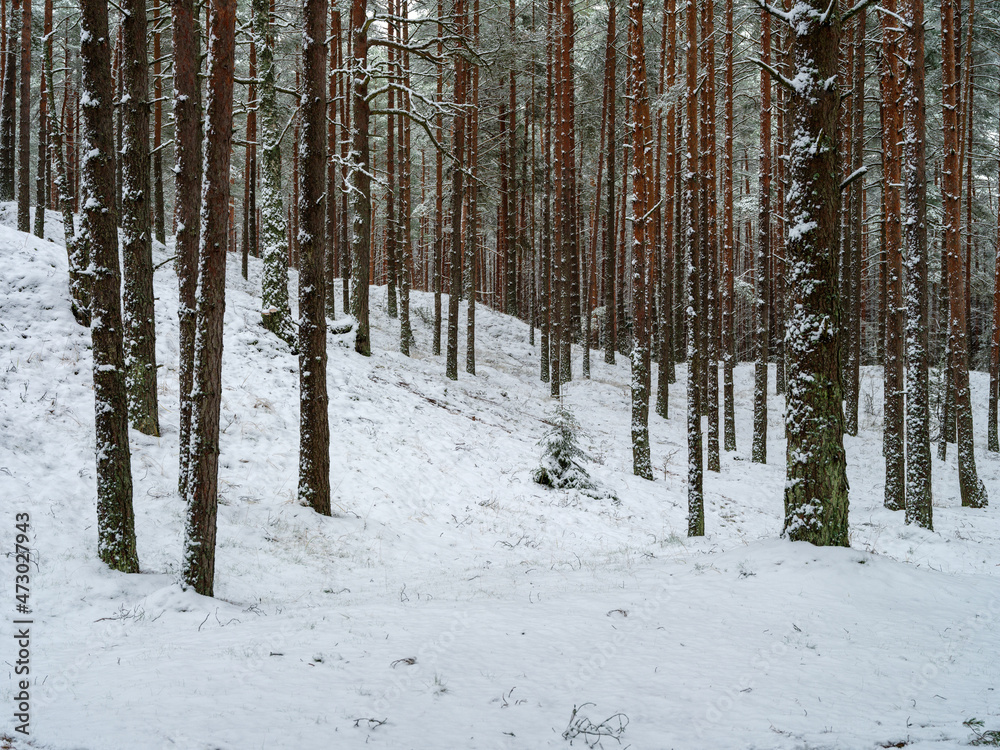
left=1, top=207, right=999, bottom=749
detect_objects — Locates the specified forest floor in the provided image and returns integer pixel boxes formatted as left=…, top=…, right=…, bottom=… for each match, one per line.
left=1, top=207, right=999, bottom=749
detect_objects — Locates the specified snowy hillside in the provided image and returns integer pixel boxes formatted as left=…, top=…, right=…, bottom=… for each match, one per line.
left=1, top=208, right=999, bottom=749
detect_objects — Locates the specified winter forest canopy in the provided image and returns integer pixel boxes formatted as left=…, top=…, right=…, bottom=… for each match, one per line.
left=2, top=0, right=1000, bottom=742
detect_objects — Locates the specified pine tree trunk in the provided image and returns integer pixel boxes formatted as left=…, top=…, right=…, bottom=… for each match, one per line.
left=721, top=0, right=735, bottom=451
left=703, top=0, right=719, bottom=473
left=15, top=0, right=27, bottom=231
left=900, top=0, right=931, bottom=528
left=182, top=0, right=238, bottom=596
left=446, top=0, right=468, bottom=382
left=686, top=0, right=703, bottom=536
left=627, top=0, right=653, bottom=480
left=881, top=0, right=904, bottom=511
left=781, top=0, right=849, bottom=547
left=432, top=0, right=443, bottom=356
left=399, top=0, right=415, bottom=356
left=122, top=0, right=160, bottom=437
left=0, top=0, right=17, bottom=202
left=991, top=95, right=1000, bottom=454
left=752, top=9, right=771, bottom=465
left=174, top=0, right=203, bottom=500
left=349, top=0, right=372, bottom=357
left=464, top=0, right=478, bottom=372
left=33, top=45, right=45, bottom=239
left=602, top=0, right=617, bottom=366
left=45, top=0, right=86, bottom=324
left=941, top=0, right=987, bottom=509
left=297, top=0, right=331, bottom=516
left=256, top=0, right=295, bottom=346
left=152, top=1, right=165, bottom=245
left=81, top=0, right=139, bottom=573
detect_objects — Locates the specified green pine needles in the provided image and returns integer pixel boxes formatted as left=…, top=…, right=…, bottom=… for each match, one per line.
left=534, top=403, right=616, bottom=502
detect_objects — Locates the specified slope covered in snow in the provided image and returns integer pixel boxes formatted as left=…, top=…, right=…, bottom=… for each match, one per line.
left=1, top=208, right=999, bottom=749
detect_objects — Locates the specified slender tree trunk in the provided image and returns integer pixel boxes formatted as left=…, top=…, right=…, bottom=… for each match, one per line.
left=464, top=0, right=478, bottom=372
left=349, top=0, right=372, bottom=357
left=628, top=0, right=653, bottom=480
left=990, top=94, right=1000, bottom=454
left=385, top=7, right=399, bottom=321
left=752, top=8, right=771, bottom=465
left=298, top=0, right=330, bottom=515
left=182, top=0, right=237, bottom=596
left=881, top=0, right=904, bottom=511
left=722, top=0, right=735, bottom=450
left=122, top=0, right=160, bottom=437
left=900, top=0, right=931, bottom=528
left=0, top=0, right=16, bottom=203
left=432, top=0, right=444, bottom=356
left=781, top=0, right=849, bottom=547
left=152, top=0, right=165, bottom=245
left=15, top=0, right=27, bottom=231
left=46, top=0, right=86, bottom=324
left=33, top=43, right=45, bottom=239
left=399, top=0, right=415, bottom=355
left=703, top=0, right=719, bottom=472
left=602, top=0, right=617, bottom=365
left=81, top=0, right=138, bottom=573
left=941, top=0, right=987, bottom=509
left=446, top=0, right=468, bottom=382
left=686, top=0, right=703, bottom=536
left=174, top=0, right=203, bottom=500
left=256, top=0, right=295, bottom=346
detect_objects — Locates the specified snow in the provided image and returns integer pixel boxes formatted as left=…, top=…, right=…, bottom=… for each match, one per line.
left=1, top=204, right=1000, bottom=749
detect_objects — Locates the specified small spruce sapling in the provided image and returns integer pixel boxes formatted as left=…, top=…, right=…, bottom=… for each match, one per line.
left=534, top=404, right=616, bottom=501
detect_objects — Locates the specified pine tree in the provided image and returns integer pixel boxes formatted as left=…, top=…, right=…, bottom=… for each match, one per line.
left=297, top=0, right=331, bottom=516
left=255, top=0, right=295, bottom=347
left=349, top=0, right=372, bottom=357
left=602, top=0, right=617, bottom=366
left=776, top=0, right=850, bottom=546
left=45, top=0, right=86, bottom=325
left=122, top=0, right=160, bottom=437
left=174, top=0, right=203, bottom=500
left=0, top=0, right=16, bottom=203
left=152, top=0, right=166, bottom=245
left=686, top=0, right=703, bottom=537
left=445, top=0, right=468, bottom=382
left=627, top=0, right=653, bottom=481
left=15, top=0, right=28, bottom=232
left=881, top=0, right=904, bottom=512
left=941, top=0, right=987, bottom=510
left=752, top=8, right=771, bottom=466
left=183, top=0, right=238, bottom=597
left=80, top=0, right=138, bottom=573
left=899, top=0, right=931, bottom=529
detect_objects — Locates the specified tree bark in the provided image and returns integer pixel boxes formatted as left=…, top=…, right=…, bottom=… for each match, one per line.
left=81, top=0, right=138, bottom=573
left=445, top=0, right=468, bottom=382
left=182, top=0, right=238, bottom=596
left=686, top=0, right=703, bottom=536
left=15, top=0, right=28, bottom=231
left=298, top=0, right=331, bottom=515
left=122, top=0, right=160, bottom=437
left=628, top=0, right=653, bottom=480
left=256, top=0, right=295, bottom=346
left=781, top=0, right=849, bottom=546
left=152, top=0, right=166, bottom=245
left=173, top=0, right=203, bottom=500
left=941, top=0, right=987, bottom=509
left=752, top=8, right=771, bottom=465
left=349, top=0, right=372, bottom=357
left=899, top=0, right=931, bottom=528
